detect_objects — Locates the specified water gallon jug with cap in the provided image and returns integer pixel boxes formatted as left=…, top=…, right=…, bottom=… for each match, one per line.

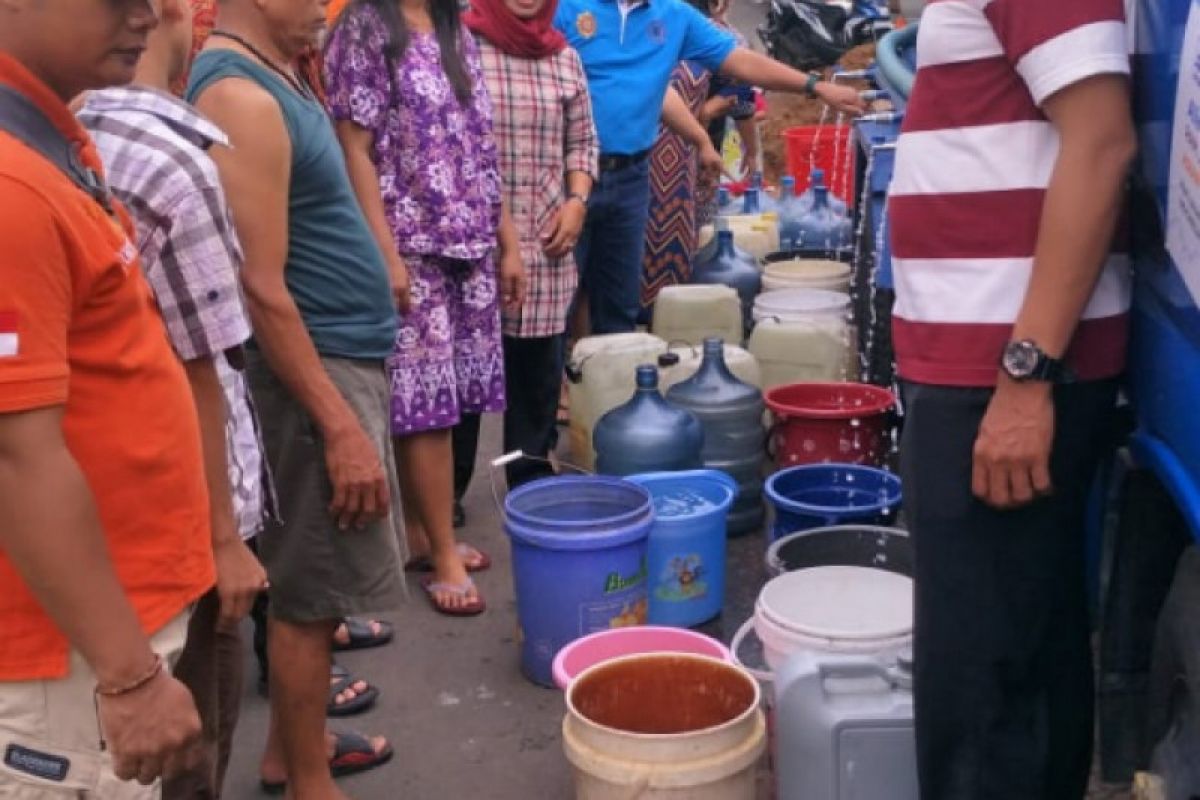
left=749, top=171, right=778, bottom=213
left=741, top=186, right=762, bottom=215
left=725, top=216, right=778, bottom=262
left=752, top=288, right=858, bottom=379
left=761, top=257, right=852, bottom=294
left=666, top=338, right=766, bottom=536
left=692, top=222, right=762, bottom=339
left=594, top=366, right=704, bottom=477
left=797, top=185, right=853, bottom=253
left=777, top=175, right=805, bottom=251
left=797, top=168, right=849, bottom=216
left=774, top=649, right=918, bottom=800
left=660, top=343, right=762, bottom=395
left=567, top=333, right=668, bottom=470
left=651, top=284, right=742, bottom=347
left=716, top=185, right=740, bottom=217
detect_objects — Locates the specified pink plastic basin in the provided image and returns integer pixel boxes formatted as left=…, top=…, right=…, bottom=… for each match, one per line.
left=552, top=626, right=734, bottom=690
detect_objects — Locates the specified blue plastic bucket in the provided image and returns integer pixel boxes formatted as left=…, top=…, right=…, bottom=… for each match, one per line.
left=504, top=475, right=654, bottom=687
left=626, top=470, right=737, bottom=628
left=764, top=464, right=902, bottom=542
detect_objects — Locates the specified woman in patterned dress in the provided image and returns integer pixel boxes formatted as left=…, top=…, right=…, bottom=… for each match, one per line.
left=326, top=0, right=525, bottom=616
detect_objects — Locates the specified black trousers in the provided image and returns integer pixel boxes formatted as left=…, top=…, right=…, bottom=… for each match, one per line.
left=454, top=334, right=562, bottom=495
left=899, top=380, right=1117, bottom=800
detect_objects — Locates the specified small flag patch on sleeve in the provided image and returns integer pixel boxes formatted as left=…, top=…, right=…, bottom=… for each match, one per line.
left=0, top=312, right=18, bottom=358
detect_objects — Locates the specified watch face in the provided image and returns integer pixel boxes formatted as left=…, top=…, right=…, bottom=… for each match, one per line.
left=1002, top=341, right=1039, bottom=378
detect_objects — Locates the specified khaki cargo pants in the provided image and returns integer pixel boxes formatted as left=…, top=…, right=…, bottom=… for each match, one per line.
left=0, top=611, right=190, bottom=798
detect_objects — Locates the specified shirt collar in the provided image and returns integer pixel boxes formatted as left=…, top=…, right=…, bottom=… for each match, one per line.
left=81, top=85, right=229, bottom=149
left=0, top=52, right=92, bottom=147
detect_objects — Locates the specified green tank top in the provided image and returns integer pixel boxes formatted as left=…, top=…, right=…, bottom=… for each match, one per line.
left=186, top=49, right=395, bottom=360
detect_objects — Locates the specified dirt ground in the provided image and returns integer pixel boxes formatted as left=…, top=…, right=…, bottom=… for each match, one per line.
left=761, top=44, right=877, bottom=186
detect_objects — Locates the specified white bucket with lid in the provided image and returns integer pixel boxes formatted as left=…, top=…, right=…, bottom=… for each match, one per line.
left=761, top=259, right=852, bottom=294
left=752, top=288, right=849, bottom=325
left=732, top=566, right=913, bottom=682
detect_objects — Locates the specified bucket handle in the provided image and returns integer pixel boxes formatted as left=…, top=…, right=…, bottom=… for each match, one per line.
left=488, top=450, right=592, bottom=514
left=730, top=618, right=773, bottom=683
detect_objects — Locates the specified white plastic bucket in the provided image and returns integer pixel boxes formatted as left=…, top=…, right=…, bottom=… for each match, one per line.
left=761, top=259, right=852, bottom=294
left=563, top=653, right=766, bottom=799
left=751, top=288, right=849, bottom=325
left=731, top=566, right=913, bottom=682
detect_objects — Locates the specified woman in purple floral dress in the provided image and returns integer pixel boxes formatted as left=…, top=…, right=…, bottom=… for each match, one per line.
left=326, top=0, right=525, bottom=616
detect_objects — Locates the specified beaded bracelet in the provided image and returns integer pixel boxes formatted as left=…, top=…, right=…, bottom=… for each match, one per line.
left=95, top=654, right=163, bottom=698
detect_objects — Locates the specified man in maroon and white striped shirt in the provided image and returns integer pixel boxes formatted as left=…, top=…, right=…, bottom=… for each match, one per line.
left=891, top=1, right=1136, bottom=797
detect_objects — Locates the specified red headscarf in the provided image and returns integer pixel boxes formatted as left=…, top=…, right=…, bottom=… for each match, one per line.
left=463, top=0, right=567, bottom=60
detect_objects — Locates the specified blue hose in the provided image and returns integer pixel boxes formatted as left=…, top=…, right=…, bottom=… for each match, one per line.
left=875, top=24, right=919, bottom=101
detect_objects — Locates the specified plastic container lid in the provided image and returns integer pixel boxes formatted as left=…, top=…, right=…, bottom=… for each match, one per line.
left=753, top=288, right=850, bottom=316
left=657, top=284, right=739, bottom=301
left=758, top=567, right=913, bottom=642
left=762, top=259, right=852, bottom=281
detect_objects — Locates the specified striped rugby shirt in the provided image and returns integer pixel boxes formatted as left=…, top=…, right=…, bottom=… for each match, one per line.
left=889, top=0, right=1131, bottom=386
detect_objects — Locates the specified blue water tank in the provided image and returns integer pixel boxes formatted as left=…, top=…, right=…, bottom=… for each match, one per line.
left=665, top=338, right=766, bottom=536
left=594, top=365, right=704, bottom=477
left=692, top=220, right=762, bottom=337
left=797, top=185, right=853, bottom=252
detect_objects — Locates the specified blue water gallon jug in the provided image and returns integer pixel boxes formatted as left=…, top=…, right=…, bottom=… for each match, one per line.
left=798, top=169, right=849, bottom=216
left=797, top=185, right=853, bottom=253
left=692, top=220, right=762, bottom=339
left=716, top=186, right=740, bottom=217
left=741, top=187, right=763, bottom=215
left=750, top=171, right=779, bottom=213
left=594, top=365, right=704, bottom=477
left=665, top=338, right=766, bottom=536
left=778, top=176, right=805, bottom=252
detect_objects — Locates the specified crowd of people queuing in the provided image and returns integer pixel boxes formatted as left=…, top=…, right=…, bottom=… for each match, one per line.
left=0, top=0, right=860, bottom=797
left=0, top=0, right=1136, bottom=797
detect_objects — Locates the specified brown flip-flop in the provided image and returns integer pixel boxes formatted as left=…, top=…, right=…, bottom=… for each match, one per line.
left=420, top=577, right=486, bottom=617
left=404, top=543, right=492, bottom=574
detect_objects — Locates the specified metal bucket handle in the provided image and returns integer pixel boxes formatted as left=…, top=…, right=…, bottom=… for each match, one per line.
left=730, top=617, right=773, bottom=683
left=488, top=450, right=592, bottom=515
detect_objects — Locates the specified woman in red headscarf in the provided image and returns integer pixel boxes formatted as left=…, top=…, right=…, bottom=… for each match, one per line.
left=451, top=0, right=598, bottom=502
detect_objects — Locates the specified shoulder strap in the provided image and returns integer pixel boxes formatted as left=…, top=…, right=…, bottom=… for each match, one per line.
left=0, top=84, right=115, bottom=215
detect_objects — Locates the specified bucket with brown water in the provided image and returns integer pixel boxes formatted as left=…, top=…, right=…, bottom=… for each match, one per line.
left=562, top=653, right=766, bottom=799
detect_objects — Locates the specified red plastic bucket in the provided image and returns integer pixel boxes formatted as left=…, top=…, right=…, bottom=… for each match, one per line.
left=783, top=125, right=856, bottom=204
left=765, top=383, right=896, bottom=468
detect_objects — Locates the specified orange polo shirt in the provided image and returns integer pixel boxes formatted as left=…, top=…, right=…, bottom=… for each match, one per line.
left=327, top=0, right=351, bottom=27
left=0, top=54, right=214, bottom=680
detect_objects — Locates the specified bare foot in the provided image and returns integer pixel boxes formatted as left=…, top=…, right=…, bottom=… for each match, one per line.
left=332, top=618, right=388, bottom=648
left=429, top=560, right=478, bottom=612
left=261, top=731, right=391, bottom=789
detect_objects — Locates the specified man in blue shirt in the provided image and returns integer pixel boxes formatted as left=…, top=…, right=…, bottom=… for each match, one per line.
left=556, top=0, right=863, bottom=333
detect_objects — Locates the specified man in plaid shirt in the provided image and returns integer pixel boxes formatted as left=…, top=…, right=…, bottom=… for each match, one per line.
left=77, top=0, right=268, bottom=795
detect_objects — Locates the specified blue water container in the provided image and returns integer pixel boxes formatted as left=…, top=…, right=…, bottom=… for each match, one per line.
left=796, top=186, right=853, bottom=253
left=692, top=221, right=762, bottom=337
left=765, top=464, right=902, bottom=541
left=594, top=365, right=704, bottom=477
left=504, top=476, right=653, bottom=686
left=627, top=470, right=737, bottom=628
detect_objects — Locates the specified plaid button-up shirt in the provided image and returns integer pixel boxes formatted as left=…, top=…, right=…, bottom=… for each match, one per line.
left=477, top=39, right=599, bottom=338
left=79, top=86, right=271, bottom=540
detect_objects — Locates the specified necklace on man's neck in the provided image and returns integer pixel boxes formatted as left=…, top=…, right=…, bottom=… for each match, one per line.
left=209, top=30, right=312, bottom=98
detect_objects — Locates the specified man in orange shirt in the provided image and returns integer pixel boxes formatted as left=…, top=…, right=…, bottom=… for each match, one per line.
left=0, top=0, right=215, bottom=796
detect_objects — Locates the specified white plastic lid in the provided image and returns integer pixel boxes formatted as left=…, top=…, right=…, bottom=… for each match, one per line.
left=763, top=259, right=852, bottom=280
left=758, top=566, right=913, bottom=642
left=657, top=284, right=738, bottom=300
left=753, top=288, right=850, bottom=316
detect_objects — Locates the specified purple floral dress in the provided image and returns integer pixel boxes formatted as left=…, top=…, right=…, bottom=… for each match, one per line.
left=325, top=7, right=506, bottom=435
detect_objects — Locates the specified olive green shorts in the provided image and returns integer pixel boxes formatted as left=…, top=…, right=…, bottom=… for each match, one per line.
left=248, top=353, right=406, bottom=623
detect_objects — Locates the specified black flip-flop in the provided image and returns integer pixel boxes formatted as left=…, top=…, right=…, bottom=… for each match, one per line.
left=327, top=667, right=379, bottom=718
left=331, top=617, right=394, bottom=652
left=259, top=730, right=394, bottom=794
